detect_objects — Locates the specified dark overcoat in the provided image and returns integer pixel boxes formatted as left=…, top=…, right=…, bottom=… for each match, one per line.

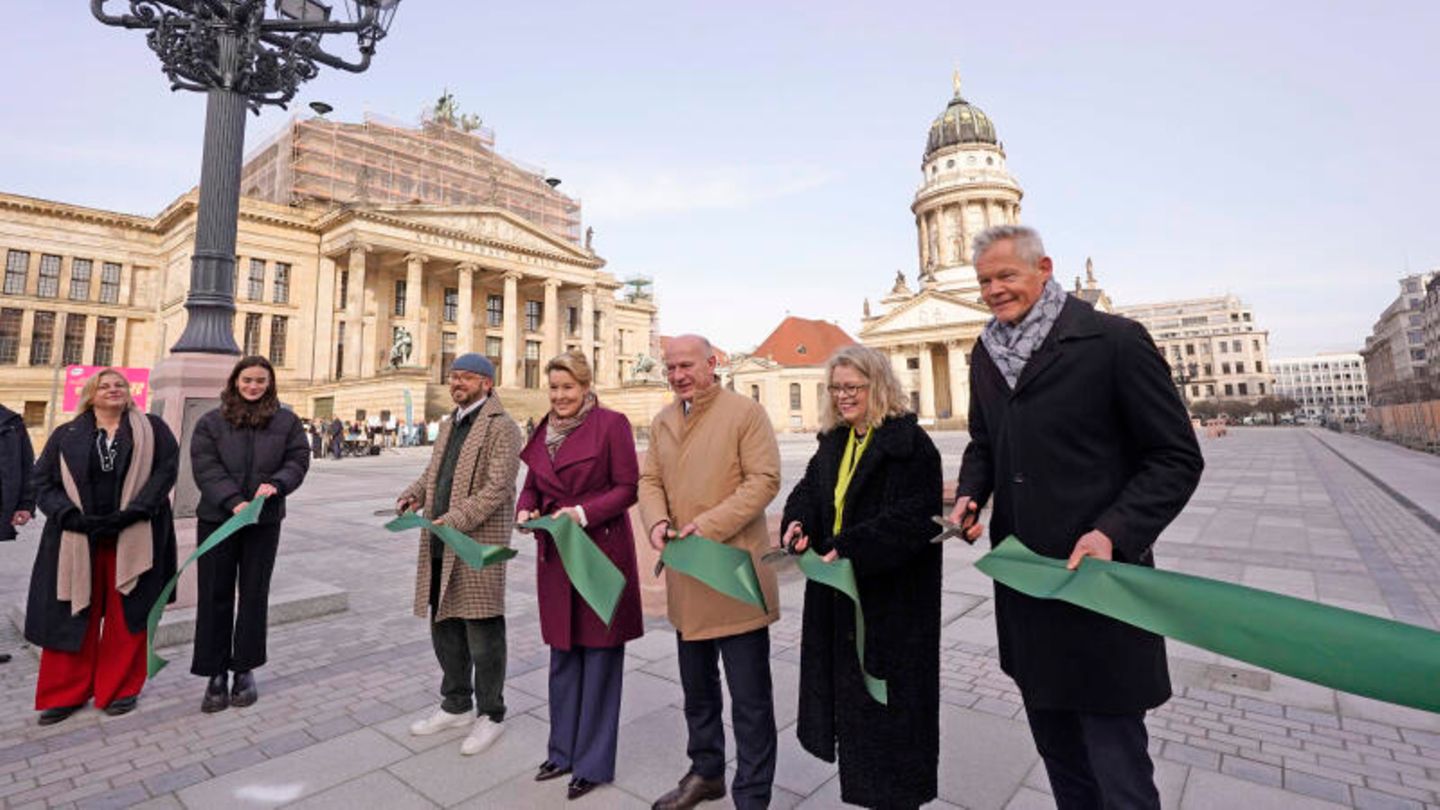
left=957, top=296, right=1204, bottom=713
left=0, top=405, right=35, bottom=541
left=189, top=407, right=311, bottom=525
left=517, top=407, right=643, bottom=650
left=25, top=411, right=180, bottom=651
left=781, top=412, right=943, bottom=810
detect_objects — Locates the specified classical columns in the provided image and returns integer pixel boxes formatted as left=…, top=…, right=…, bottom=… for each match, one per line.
left=344, top=244, right=367, bottom=379
left=580, top=285, right=596, bottom=372
left=314, top=255, right=337, bottom=381
left=947, top=340, right=971, bottom=420
left=405, top=253, right=427, bottom=364
left=918, top=342, right=937, bottom=418
left=501, top=270, right=521, bottom=387
left=456, top=262, right=477, bottom=355
left=543, top=278, right=561, bottom=363
left=917, top=214, right=930, bottom=270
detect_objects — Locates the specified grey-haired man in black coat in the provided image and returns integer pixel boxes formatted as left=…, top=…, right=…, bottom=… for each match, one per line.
left=0, top=404, right=37, bottom=664
left=951, top=225, right=1203, bottom=810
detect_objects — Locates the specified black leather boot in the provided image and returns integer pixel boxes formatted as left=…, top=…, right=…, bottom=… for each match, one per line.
left=231, top=670, right=258, bottom=708
left=202, top=673, right=229, bottom=713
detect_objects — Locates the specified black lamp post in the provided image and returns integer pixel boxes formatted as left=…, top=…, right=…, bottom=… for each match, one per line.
left=91, top=0, right=400, bottom=354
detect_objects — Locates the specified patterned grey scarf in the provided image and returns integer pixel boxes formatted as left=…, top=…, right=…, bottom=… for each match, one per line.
left=980, top=279, right=1069, bottom=389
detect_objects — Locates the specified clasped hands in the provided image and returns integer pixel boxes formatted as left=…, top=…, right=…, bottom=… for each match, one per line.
left=514, top=506, right=584, bottom=534
left=947, top=496, right=1112, bottom=570
left=232, top=482, right=279, bottom=515
left=777, top=521, right=838, bottom=562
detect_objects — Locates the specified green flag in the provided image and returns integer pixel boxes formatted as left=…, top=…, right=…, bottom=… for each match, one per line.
left=977, top=536, right=1440, bottom=713
left=147, top=496, right=267, bottom=677
left=385, top=511, right=518, bottom=570
left=522, top=515, right=626, bottom=626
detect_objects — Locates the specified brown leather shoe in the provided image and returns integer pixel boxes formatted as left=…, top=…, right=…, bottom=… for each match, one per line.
left=651, top=772, right=725, bottom=810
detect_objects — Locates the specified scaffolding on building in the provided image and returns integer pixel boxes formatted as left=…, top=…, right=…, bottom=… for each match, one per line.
left=240, top=113, right=583, bottom=243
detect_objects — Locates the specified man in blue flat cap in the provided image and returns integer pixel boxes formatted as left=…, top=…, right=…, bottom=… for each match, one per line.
left=396, top=354, right=523, bottom=757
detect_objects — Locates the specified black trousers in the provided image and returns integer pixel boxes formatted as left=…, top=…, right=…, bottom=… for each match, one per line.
left=676, top=627, right=776, bottom=810
left=1024, top=706, right=1160, bottom=810
left=431, top=616, right=507, bottom=720
left=191, top=521, right=282, bottom=677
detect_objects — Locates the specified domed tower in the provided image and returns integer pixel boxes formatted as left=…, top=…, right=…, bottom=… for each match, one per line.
left=913, top=72, right=1023, bottom=295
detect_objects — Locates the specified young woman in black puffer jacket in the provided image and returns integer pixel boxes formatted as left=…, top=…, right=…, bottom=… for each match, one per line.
left=189, top=356, right=310, bottom=713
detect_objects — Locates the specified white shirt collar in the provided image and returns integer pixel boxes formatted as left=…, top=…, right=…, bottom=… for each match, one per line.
left=455, top=396, right=487, bottom=423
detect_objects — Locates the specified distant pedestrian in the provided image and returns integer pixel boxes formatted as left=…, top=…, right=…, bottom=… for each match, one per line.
left=329, top=417, right=343, bottom=460
left=189, top=357, right=311, bottom=713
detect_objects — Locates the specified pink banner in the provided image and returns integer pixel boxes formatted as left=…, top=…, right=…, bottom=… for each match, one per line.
left=61, top=365, right=151, bottom=413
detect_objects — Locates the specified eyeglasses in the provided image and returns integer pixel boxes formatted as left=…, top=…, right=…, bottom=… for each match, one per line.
left=827, top=383, right=870, bottom=398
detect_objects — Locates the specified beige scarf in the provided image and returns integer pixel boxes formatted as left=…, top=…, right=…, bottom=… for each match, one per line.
left=57, top=408, right=154, bottom=616
left=544, top=392, right=597, bottom=459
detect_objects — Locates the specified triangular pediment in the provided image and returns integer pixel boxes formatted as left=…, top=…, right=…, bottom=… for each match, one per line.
left=371, top=205, right=590, bottom=260
left=860, top=290, right=992, bottom=338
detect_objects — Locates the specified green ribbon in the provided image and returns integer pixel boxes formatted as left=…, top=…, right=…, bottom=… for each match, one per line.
left=147, top=495, right=267, bottom=677
left=384, top=511, right=519, bottom=570
left=660, top=534, right=767, bottom=614
left=977, top=536, right=1440, bottom=713
left=795, top=550, right=888, bottom=705
left=521, top=515, right=626, bottom=626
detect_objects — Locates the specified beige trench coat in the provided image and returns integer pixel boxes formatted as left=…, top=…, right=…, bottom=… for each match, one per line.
left=401, top=395, right=522, bottom=621
left=638, top=384, right=781, bottom=640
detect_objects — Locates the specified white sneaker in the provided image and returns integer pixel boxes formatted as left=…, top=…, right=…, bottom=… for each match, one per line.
left=409, top=707, right=472, bottom=736
left=460, top=716, right=504, bottom=755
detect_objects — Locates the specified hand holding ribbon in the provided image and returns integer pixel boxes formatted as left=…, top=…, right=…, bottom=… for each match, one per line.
left=659, top=534, right=767, bottom=613
left=521, top=514, right=626, bottom=626
left=384, top=511, right=518, bottom=570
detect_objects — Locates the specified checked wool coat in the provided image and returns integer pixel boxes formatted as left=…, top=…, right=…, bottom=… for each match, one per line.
left=402, top=395, right=522, bottom=622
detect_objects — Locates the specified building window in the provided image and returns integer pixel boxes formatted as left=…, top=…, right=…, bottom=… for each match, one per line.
left=1184, top=343, right=1194, bottom=356
left=99, top=262, right=121, bottom=303
left=525, top=340, right=541, bottom=387
left=487, top=295, right=503, bottom=327
left=23, top=401, right=46, bottom=427
left=1223, top=383, right=1234, bottom=396
left=594, top=310, right=603, bottom=341
left=1203, top=363, right=1212, bottom=375
left=1255, top=360, right=1263, bottom=373
left=1238, top=382, right=1248, bottom=396
left=567, top=305, right=579, bottom=336
left=247, top=259, right=265, bottom=301
left=1232, top=339, right=1241, bottom=352
left=485, top=336, right=503, bottom=383
left=3, top=250, right=28, bottom=295
left=750, top=385, right=760, bottom=402
left=92, top=317, right=116, bottom=366
left=338, top=270, right=349, bottom=307
left=906, top=357, right=920, bottom=370
left=69, top=259, right=93, bottom=300
left=29, top=311, right=55, bottom=365
left=525, top=300, right=542, bottom=332
left=393, top=279, right=407, bottom=316
left=335, top=321, right=345, bottom=379
left=37, top=255, right=61, bottom=298
left=270, top=316, right=287, bottom=366
left=789, top=383, right=802, bottom=410
left=62, top=313, right=86, bottom=366
left=1221, top=362, right=1231, bottom=375
left=273, top=262, right=290, bottom=304
left=0, top=308, right=21, bottom=364
left=440, top=332, right=457, bottom=382
left=1252, top=339, right=1260, bottom=352
left=443, top=287, right=458, bottom=322
left=1236, top=362, right=1245, bottom=374
left=1205, top=384, right=1215, bottom=397
left=1259, top=382, right=1266, bottom=395
left=243, top=312, right=262, bottom=356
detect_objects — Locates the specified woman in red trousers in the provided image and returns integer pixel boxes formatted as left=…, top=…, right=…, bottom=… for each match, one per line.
left=517, top=350, right=643, bottom=801
left=25, top=369, right=179, bottom=725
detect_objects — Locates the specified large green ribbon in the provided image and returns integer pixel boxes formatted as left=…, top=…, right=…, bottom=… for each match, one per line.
left=146, top=495, right=267, bottom=677
left=795, top=550, right=888, bottom=705
left=660, top=534, right=767, bottom=613
left=521, top=515, right=626, bottom=626
left=384, top=511, right=519, bottom=570
left=977, top=536, right=1440, bottom=713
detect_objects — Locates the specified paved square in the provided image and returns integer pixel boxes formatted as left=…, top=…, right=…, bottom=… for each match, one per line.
left=2, top=427, right=1438, bottom=808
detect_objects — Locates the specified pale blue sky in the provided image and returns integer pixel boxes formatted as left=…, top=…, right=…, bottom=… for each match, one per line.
left=2, top=1, right=1436, bottom=357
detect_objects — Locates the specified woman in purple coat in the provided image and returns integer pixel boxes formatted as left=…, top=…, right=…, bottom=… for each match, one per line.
left=517, top=350, right=643, bottom=801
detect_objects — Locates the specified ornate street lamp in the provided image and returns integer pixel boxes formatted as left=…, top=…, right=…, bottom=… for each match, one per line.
left=1174, top=361, right=1198, bottom=410
left=92, top=0, right=400, bottom=354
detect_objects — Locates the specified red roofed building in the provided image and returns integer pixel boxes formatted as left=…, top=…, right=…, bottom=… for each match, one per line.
left=730, top=316, right=858, bottom=432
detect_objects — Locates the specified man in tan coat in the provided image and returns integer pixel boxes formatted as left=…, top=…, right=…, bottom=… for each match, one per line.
left=395, top=354, right=521, bottom=757
left=639, top=335, right=781, bottom=810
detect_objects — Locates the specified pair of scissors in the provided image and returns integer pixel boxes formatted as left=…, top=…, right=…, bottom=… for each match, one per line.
left=928, top=509, right=980, bottom=545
